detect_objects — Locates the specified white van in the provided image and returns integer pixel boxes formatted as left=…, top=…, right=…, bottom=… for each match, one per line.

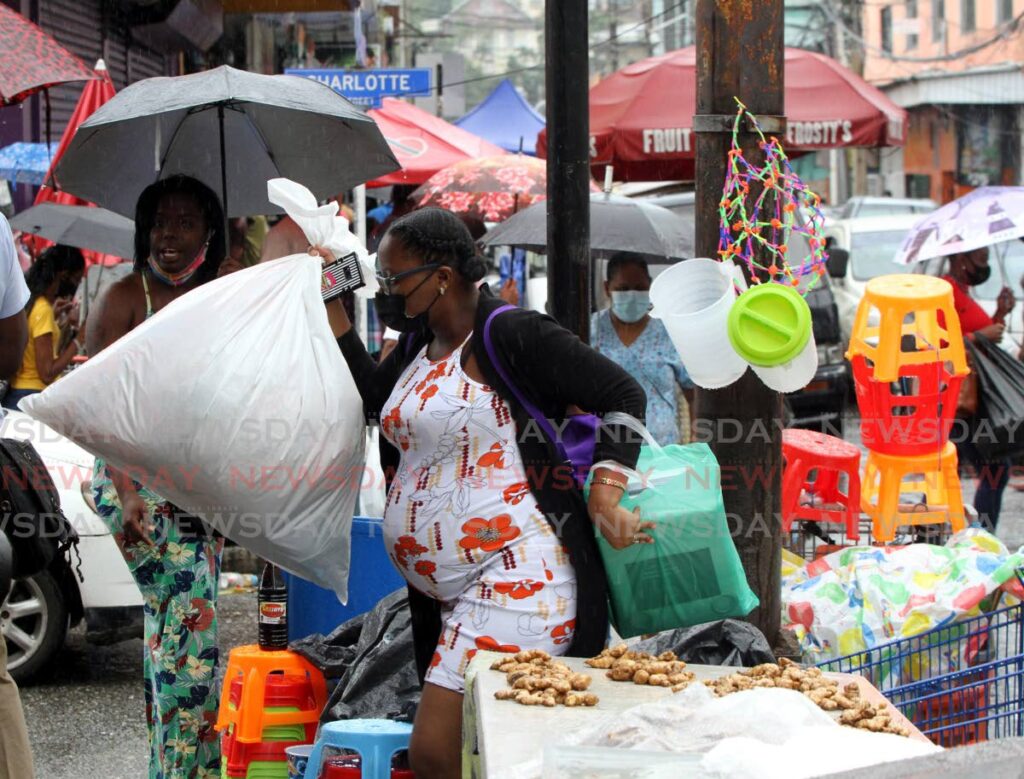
left=823, top=214, right=923, bottom=342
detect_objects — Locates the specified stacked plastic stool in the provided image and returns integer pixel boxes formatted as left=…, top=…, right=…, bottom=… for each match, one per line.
left=221, top=674, right=321, bottom=778
left=304, top=720, right=413, bottom=779
left=216, top=645, right=328, bottom=778
left=848, top=274, right=968, bottom=542
left=781, top=428, right=863, bottom=541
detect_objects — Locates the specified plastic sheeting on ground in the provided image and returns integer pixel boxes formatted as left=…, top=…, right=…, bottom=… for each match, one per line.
left=631, top=619, right=775, bottom=667
left=291, top=589, right=421, bottom=724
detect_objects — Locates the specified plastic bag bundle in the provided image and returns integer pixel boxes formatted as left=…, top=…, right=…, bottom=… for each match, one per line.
left=22, top=179, right=373, bottom=602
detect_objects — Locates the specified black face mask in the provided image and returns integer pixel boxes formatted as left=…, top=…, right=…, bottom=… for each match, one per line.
left=965, top=265, right=992, bottom=286
left=373, top=272, right=440, bottom=333
left=57, top=279, right=78, bottom=298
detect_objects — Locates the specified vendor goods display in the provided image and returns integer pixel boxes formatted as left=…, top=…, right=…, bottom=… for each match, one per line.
left=491, top=650, right=598, bottom=708
left=585, top=644, right=696, bottom=692
left=649, top=100, right=828, bottom=392
left=847, top=274, right=969, bottom=541
left=697, top=658, right=910, bottom=737
left=717, top=101, right=829, bottom=294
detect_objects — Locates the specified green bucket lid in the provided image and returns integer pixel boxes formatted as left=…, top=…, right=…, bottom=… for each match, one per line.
left=727, top=283, right=812, bottom=367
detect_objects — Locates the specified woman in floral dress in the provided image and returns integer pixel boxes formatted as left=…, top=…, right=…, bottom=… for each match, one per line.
left=316, top=207, right=649, bottom=778
left=87, top=175, right=226, bottom=779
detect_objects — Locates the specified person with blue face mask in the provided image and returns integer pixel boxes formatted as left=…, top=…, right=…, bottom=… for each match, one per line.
left=591, top=252, right=693, bottom=446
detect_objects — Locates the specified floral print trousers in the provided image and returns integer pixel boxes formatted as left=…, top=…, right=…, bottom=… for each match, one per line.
left=95, top=475, right=223, bottom=779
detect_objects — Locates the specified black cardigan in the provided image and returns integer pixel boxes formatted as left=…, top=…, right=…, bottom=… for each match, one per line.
left=337, top=288, right=647, bottom=681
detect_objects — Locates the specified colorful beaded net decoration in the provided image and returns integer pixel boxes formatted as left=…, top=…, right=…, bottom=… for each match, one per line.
left=718, top=100, right=829, bottom=295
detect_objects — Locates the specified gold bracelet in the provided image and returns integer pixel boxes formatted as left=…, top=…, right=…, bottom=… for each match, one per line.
left=593, top=476, right=627, bottom=491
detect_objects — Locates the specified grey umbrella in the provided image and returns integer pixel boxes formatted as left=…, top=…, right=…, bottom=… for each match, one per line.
left=52, top=65, right=399, bottom=219
left=10, top=203, right=135, bottom=259
left=481, top=192, right=695, bottom=261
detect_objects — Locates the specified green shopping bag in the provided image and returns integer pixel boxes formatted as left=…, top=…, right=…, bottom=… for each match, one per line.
left=585, top=416, right=759, bottom=638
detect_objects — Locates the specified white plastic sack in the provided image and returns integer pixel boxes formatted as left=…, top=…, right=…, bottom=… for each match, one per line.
left=266, top=177, right=378, bottom=298
left=358, top=428, right=387, bottom=518
left=22, top=253, right=365, bottom=603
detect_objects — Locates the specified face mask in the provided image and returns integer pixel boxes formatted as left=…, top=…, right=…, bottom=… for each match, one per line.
left=57, top=278, right=78, bottom=298
left=965, top=265, right=991, bottom=286
left=373, top=271, right=440, bottom=333
left=148, top=244, right=208, bottom=287
left=610, top=290, right=651, bottom=323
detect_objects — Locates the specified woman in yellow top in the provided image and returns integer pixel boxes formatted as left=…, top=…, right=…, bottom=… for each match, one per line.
left=3, top=246, right=85, bottom=410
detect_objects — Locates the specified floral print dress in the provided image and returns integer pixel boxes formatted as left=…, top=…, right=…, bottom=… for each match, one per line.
left=380, top=336, right=577, bottom=693
left=93, top=462, right=222, bottom=779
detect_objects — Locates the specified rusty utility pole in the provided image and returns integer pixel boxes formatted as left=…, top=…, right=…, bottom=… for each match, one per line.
left=694, top=0, right=785, bottom=643
left=545, top=0, right=591, bottom=339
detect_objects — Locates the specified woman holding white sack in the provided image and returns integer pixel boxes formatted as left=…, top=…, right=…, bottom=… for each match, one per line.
left=85, top=175, right=226, bottom=779
left=312, top=207, right=649, bottom=779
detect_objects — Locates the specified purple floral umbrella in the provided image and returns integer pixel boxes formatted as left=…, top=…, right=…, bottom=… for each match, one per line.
left=895, top=186, right=1024, bottom=265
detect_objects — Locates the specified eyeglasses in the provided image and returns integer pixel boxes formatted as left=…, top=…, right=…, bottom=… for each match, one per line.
left=376, top=263, right=440, bottom=293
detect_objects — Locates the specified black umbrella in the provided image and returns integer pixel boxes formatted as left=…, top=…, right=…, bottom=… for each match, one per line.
left=481, top=192, right=694, bottom=261
left=11, top=203, right=135, bottom=259
left=53, top=65, right=399, bottom=219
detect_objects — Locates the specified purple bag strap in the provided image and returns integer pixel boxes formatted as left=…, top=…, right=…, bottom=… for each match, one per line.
left=483, top=304, right=568, bottom=460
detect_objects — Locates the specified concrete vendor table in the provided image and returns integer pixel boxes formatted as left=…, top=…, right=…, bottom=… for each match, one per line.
left=463, top=651, right=928, bottom=778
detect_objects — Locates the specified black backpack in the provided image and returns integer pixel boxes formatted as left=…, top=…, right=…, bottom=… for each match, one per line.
left=0, top=438, right=81, bottom=581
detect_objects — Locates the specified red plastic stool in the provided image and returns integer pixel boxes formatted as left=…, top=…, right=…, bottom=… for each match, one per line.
left=782, top=428, right=862, bottom=541
left=852, top=355, right=964, bottom=456
left=322, top=756, right=414, bottom=778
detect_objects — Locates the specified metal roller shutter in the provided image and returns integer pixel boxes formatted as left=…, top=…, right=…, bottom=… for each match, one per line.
left=36, top=0, right=103, bottom=141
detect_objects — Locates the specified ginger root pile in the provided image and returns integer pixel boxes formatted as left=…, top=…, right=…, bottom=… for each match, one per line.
left=585, top=644, right=696, bottom=692
left=703, top=658, right=910, bottom=737
left=491, top=650, right=598, bottom=708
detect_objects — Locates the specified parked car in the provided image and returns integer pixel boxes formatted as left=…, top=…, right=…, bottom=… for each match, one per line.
left=639, top=192, right=848, bottom=432
left=823, top=214, right=921, bottom=342
left=837, top=196, right=937, bottom=220
left=1, top=410, right=142, bottom=683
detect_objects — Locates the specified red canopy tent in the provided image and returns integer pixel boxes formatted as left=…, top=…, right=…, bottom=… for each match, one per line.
left=537, top=47, right=907, bottom=182
left=29, top=60, right=120, bottom=266
left=367, top=98, right=506, bottom=187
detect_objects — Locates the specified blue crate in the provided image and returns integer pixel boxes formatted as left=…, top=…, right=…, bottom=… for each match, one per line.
left=816, top=603, right=1024, bottom=745
left=284, top=516, right=405, bottom=643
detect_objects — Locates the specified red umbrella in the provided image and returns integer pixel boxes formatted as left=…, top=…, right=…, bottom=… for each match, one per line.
left=0, top=4, right=97, bottom=105
left=413, top=154, right=600, bottom=222
left=367, top=98, right=506, bottom=187
left=537, top=47, right=907, bottom=182
left=28, top=60, right=120, bottom=266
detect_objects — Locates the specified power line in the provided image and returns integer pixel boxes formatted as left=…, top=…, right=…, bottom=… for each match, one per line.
left=591, top=0, right=689, bottom=49
left=431, top=0, right=690, bottom=93
left=822, top=0, right=1024, bottom=62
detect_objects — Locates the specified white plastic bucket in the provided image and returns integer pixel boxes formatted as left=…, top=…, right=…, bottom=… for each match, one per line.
left=749, top=330, right=819, bottom=393
left=649, top=258, right=748, bottom=390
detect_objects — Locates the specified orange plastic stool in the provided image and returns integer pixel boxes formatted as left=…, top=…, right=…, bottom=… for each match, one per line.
left=846, top=275, right=968, bottom=383
left=861, top=442, right=966, bottom=543
left=215, top=645, right=328, bottom=744
left=782, top=429, right=862, bottom=540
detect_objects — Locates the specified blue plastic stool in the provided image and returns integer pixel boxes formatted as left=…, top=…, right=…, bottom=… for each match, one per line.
left=303, top=719, right=413, bottom=779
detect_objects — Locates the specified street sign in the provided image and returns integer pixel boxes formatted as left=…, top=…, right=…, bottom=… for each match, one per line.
left=284, top=68, right=432, bottom=109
